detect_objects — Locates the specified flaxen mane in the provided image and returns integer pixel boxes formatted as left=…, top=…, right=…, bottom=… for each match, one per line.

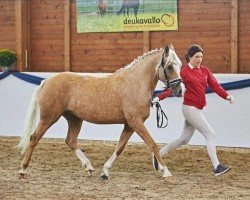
left=115, top=48, right=163, bottom=73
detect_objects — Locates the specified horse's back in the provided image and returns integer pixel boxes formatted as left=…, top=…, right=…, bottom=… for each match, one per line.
left=38, top=72, right=115, bottom=103
left=37, top=72, right=126, bottom=124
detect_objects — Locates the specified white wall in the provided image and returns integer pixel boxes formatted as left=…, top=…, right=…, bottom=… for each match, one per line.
left=0, top=73, right=249, bottom=148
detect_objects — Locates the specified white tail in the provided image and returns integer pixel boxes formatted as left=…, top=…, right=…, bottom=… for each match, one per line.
left=17, top=80, right=46, bottom=154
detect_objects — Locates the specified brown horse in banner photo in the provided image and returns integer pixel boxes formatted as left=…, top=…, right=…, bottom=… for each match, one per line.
left=98, top=0, right=108, bottom=16
left=17, top=45, right=183, bottom=182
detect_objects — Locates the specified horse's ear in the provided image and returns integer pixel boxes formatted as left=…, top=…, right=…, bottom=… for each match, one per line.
left=169, top=43, right=175, bottom=52
left=164, top=45, right=170, bottom=56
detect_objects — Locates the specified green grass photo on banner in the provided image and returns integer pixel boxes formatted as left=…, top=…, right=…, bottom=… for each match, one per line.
left=76, top=0, right=178, bottom=33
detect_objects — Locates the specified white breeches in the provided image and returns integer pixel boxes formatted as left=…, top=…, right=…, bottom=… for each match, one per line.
left=160, top=105, right=219, bottom=169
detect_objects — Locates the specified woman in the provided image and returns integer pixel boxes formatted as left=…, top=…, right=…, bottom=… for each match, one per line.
left=151, top=44, right=234, bottom=176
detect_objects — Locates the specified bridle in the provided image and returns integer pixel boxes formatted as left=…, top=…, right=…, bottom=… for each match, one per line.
left=152, top=55, right=182, bottom=128
left=153, top=50, right=183, bottom=129
left=159, top=55, right=182, bottom=90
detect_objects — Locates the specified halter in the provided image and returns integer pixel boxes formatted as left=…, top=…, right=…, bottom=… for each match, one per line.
left=159, top=55, right=182, bottom=89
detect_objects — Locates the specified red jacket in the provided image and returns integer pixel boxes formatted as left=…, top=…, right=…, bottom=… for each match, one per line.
left=157, top=88, right=172, bottom=100
left=181, top=64, right=228, bottom=109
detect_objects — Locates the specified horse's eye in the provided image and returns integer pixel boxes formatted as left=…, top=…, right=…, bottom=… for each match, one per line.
left=167, top=65, right=173, bottom=70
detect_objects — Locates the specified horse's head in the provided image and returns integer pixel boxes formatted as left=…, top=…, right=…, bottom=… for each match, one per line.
left=158, top=44, right=183, bottom=97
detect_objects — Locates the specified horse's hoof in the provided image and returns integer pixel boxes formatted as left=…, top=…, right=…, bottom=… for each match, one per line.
left=18, top=169, right=27, bottom=179
left=19, top=173, right=27, bottom=179
left=164, top=176, right=173, bottom=183
left=100, top=173, right=109, bottom=181
left=87, top=169, right=94, bottom=175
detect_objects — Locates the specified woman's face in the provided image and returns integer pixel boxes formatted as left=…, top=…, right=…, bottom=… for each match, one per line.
left=190, top=52, right=203, bottom=67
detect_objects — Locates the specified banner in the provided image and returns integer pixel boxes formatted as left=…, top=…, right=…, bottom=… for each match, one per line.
left=76, top=0, right=178, bottom=33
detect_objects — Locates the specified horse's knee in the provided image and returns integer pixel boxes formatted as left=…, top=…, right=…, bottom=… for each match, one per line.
left=152, top=145, right=159, bottom=153
left=146, top=143, right=159, bottom=154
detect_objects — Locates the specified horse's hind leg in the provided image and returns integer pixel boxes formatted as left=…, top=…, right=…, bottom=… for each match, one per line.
left=19, top=120, right=53, bottom=177
left=101, top=124, right=134, bottom=180
left=64, top=113, right=94, bottom=175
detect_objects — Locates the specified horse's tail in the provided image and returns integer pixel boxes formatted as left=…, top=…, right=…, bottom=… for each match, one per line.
left=17, top=80, right=46, bottom=155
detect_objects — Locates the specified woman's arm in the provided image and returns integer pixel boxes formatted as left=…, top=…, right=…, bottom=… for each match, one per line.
left=207, top=69, right=234, bottom=103
left=150, top=88, right=172, bottom=106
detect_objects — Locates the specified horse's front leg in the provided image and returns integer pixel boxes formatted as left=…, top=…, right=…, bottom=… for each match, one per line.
left=128, top=118, right=173, bottom=182
left=101, top=124, right=134, bottom=180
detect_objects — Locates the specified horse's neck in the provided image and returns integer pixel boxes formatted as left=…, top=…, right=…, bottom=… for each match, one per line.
left=124, top=52, right=160, bottom=94
left=142, top=54, right=160, bottom=93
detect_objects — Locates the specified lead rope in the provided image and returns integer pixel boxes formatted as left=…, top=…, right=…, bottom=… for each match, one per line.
left=155, top=102, right=168, bottom=128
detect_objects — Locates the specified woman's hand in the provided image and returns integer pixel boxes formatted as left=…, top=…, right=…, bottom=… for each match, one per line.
left=150, top=97, right=160, bottom=107
left=226, top=95, right=235, bottom=104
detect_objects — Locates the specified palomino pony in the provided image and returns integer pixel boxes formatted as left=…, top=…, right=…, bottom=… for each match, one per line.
left=117, top=0, right=140, bottom=17
left=17, top=45, right=182, bottom=181
left=98, top=0, right=108, bottom=16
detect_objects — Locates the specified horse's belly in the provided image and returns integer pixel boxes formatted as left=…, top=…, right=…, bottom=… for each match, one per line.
left=73, top=106, right=126, bottom=124
left=86, top=117, right=125, bottom=124
left=83, top=113, right=126, bottom=124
